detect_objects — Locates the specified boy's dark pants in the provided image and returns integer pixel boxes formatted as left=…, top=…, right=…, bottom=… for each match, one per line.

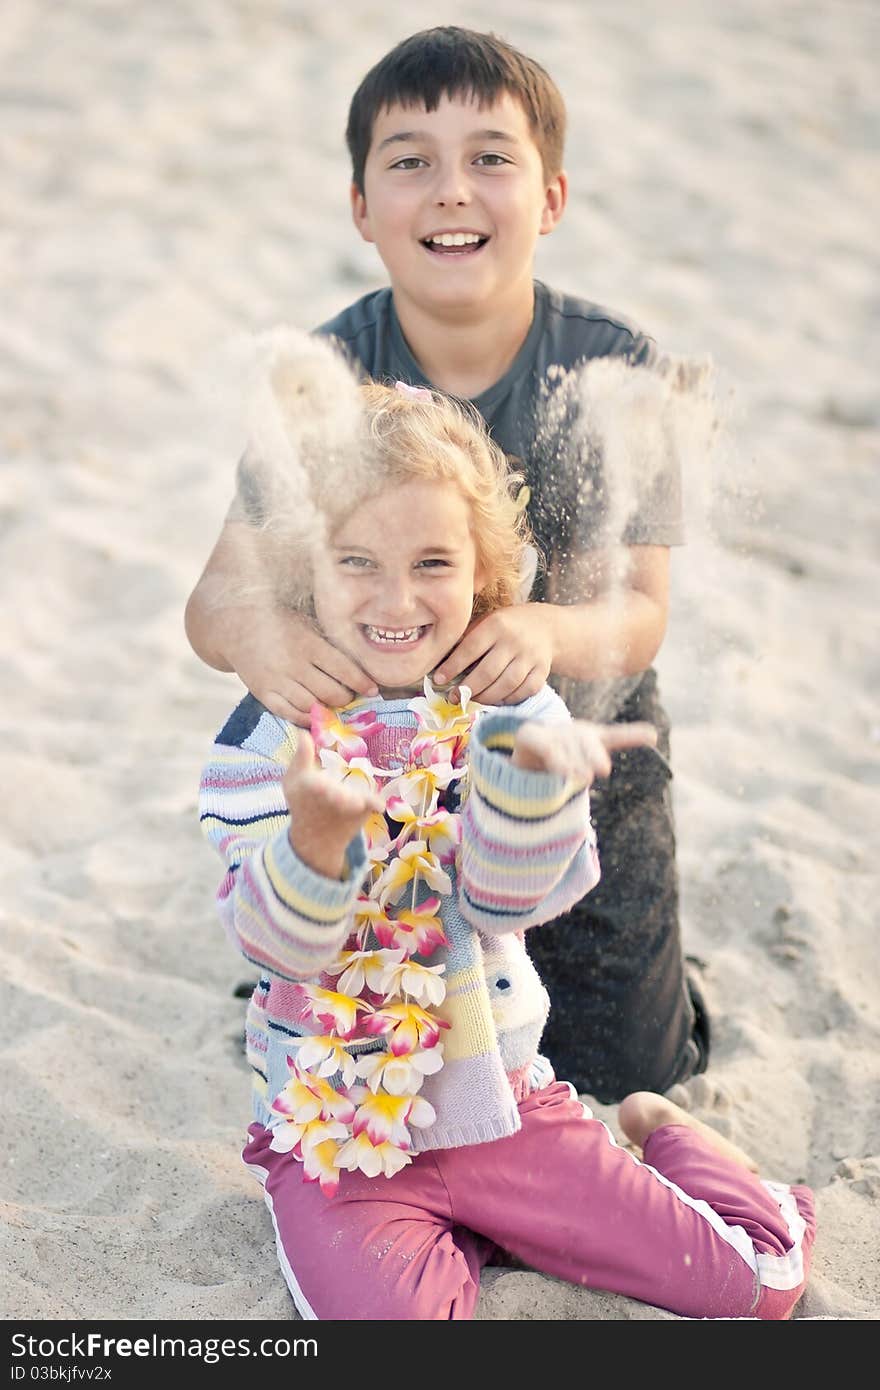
left=526, top=670, right=710, bottom=1103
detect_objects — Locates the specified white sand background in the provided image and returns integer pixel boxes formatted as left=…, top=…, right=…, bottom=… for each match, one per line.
left=2, top=0, right=878, bottom=1320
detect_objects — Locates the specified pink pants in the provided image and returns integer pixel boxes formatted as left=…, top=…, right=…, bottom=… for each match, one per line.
left=243, top=1081, right=815, bottom=1321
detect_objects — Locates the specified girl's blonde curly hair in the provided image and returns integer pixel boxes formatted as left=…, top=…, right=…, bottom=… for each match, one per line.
left=352, top=383, right=535, bottom=618
left=242, top=336, right=538, bottom=616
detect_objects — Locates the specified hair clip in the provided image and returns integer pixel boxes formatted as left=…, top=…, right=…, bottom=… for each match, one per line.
left=394, top=380, right=433, bottom=402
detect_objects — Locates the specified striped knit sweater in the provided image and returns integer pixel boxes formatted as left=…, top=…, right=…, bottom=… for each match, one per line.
left=199, top=684, right=600, bottom=1150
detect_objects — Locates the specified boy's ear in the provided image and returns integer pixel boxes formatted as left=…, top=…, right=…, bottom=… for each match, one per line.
left=350, top=182, right=375, bottom=244
left=539, top=170, right=568, bottom=237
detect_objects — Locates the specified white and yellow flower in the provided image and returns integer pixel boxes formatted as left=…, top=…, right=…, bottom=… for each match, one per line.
left=373, top=897, right=448, bottom=957
left=410, top=677, right=475, bottom=731
left=364, top=1001, right=450, bottom=1054
left=351, top=1092, right=414, bottom=1148
left=325, top=948, right=403, bottom=998
left=374, top=841, right=453, bottom=905
left=271, top=1060, right=356, bottom=1125
left=288, top=1034, right=359, bottom=1087
left=297, top=983, right=373, bottom=1039
left=316, top=748, right=382, bottom=786
left=335, top=1132, right=413, bottom=1180
left=353, top=895, right=394, bottom=942
left=301, top=1134, right=347, bottom=1198
left=310, top=702, right=384, bottom=761
left=382, top=763, right=453, bottom=812
left=383, top=801, right=461, bottom=865
left=376, top=956, right=447, bottom=1007
left=363, top=810, right=392, bottom=863
left=355, top=1045, right=444, bottom=1096
left=269, top=1114, right=348, bottom=1158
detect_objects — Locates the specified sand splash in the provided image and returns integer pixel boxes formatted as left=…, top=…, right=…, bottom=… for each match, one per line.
left=210, top=328, right=368, bottom=609
left=534, top=352, right=725, bottom=718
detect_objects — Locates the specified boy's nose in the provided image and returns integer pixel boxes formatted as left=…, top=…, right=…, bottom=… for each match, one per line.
left=432, top=164, right=471, bottom=207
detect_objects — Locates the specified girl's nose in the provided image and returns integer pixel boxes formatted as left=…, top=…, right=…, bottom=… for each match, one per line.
left=376, top=572, right=418, bottom=619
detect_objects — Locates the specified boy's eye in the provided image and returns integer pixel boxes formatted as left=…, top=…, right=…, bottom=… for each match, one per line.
left=474, top=153, right=511, bottom=167
left=340, top=555, right=374, bottom=569
left=390, top=156, right=427, bottom=170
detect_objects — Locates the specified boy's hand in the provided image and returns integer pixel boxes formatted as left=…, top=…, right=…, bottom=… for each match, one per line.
left=433, top=604, right=553, bottom=705
left=512, top=720, right=657, bottom=787
left=283, top=732, right=384, bottom=879
left=231, top=608, right=378, bottom=726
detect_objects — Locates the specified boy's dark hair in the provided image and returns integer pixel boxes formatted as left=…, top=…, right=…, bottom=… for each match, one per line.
left=346, top=26, right=566, bottom=192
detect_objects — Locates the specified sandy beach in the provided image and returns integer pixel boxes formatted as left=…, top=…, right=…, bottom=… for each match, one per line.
left=2, top=0, right=878, bottom=1320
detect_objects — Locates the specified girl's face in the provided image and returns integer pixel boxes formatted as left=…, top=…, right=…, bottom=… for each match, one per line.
left=312, top=479, right=486, bottom=694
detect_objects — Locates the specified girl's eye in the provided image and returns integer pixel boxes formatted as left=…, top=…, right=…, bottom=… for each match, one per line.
left=418, top=558, right=452, bottom=569
left=390, top=156, right=426, bottom=170
left=340, top=556, right=374, bottom=569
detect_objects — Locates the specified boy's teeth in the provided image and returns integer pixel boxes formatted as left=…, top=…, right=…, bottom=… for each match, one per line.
left=429, top=232, right=482, bottom=246
left=366, top=625, right=421, bottom=642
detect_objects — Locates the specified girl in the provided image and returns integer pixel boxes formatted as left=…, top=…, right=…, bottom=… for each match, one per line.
left=199, top=353, right=815, bottom=1321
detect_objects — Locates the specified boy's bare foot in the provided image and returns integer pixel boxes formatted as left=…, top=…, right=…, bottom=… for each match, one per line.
left=618, top=1091, right=761, bottom=1174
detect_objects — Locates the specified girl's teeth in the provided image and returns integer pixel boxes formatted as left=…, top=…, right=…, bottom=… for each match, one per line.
left=366, top=625, right=421, bottom=643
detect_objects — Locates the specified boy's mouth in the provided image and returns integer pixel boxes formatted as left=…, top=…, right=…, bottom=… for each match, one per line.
left=361, top=623, right=431, bottom=651
left=420, top=232, right=489, bottom=257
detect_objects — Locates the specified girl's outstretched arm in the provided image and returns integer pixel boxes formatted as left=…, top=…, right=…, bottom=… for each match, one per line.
left=511, top=718, right=657, bottom=780
left=199, top=698, right=370, bottom=982
left=458, top=707, right=655, bottom=936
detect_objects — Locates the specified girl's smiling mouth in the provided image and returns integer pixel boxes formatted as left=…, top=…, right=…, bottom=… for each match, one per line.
left=361, top=623, right=432, bottom=650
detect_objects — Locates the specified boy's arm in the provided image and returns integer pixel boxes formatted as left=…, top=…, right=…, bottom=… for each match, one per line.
left=184, top=521, right=379, bottom=725
left=199, top=713, right=370, bottom=982
left=544, top=542, right=669, bottom=680
left=435, top=545, right=668, bottom=704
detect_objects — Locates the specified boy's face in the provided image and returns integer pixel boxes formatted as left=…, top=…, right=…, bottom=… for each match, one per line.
left=351, top=93, right=566, bottom=318
left=311, top=479, right=486, bottom=694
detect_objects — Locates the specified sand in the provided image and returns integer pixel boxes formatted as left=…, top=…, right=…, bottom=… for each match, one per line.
left=2, top=0, right=878, bottom=1320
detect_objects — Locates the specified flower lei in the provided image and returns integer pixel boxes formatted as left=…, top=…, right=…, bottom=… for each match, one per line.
left=267, top=678, right=479, bottom=1198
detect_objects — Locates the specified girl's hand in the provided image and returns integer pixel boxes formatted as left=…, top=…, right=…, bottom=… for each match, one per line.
left=283, top=732, right=384, bottom=879
left=511, top=720, right=657, bottom=787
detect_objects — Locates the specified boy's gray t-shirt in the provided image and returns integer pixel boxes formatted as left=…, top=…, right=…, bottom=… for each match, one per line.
left=311, top=279, right=684, bottom=579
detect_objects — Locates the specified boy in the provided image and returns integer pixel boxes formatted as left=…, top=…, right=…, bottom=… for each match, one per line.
left=185, top=25, right=709, bottom=1102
